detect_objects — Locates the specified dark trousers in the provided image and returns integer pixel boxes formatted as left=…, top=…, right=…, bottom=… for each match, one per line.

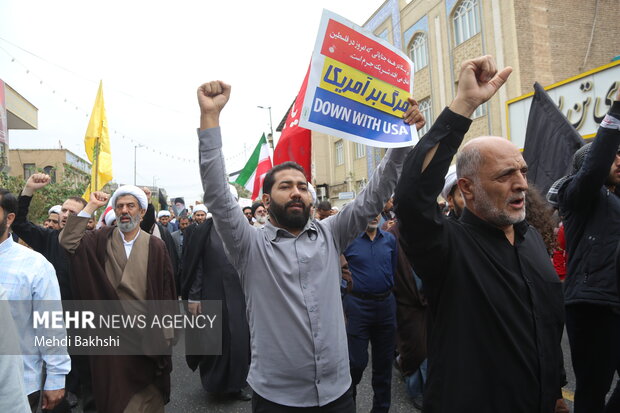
left=344, top=293, right=396, bottom=413
left=252, top=389, right=355, bottom=412
left=566, top=304, right=620, bottom=413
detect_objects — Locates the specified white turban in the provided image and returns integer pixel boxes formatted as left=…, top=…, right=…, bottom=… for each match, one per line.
left=157, top=210, right=171, bottom=218
left=110, top=185, right=148, bottom=209
left=48, top=205, right=62, bottom=215
left=104, top=210, right=116, bottom=227
left=308, top=183, right=317, bottom=205
left=193, top=204, right=208, bottom=214
left=441, top=165, right=458, bottom=201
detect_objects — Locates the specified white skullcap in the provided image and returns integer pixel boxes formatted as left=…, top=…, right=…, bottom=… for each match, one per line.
left=229, top=184, right=239, bottom=201
left=104, top=210, right=116, bottom=227
left=157, top=210, right=171, bottom=218
left=110, top=185, right=148, bottom=209
left=441, top=165, right=458, bottom=201
left=193, top=204, right=208, bottom=214
left=48, top=205, right=62, bottom=215
left=308, top=183, right=317, bottom=205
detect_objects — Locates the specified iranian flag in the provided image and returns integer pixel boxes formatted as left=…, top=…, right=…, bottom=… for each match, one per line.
left=235, top=134, right=273, bottom=200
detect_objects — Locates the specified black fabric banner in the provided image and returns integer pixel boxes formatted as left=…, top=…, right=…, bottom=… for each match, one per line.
left=522, top=82, right=585, bottom=196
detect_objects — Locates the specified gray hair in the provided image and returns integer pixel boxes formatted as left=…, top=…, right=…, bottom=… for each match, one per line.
left=456, top=144, right=484, bottom=182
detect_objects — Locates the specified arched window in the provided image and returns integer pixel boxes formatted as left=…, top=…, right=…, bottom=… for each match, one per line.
left=453, top=0, right=480, bottom=45
left=418, top=98, right=433, bottom=136
left=409, top=33, right=428, bottom=71
left=43, top=165, right=56, bottom=183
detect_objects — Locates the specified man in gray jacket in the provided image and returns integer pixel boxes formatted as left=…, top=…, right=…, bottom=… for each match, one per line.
left=195, top=80, right=424, bottom=412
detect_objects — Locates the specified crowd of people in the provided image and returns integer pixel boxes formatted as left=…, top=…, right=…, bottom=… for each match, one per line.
left=0, top=54, right=618, bottom=413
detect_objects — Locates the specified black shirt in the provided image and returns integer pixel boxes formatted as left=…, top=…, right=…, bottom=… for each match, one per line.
left=12, top=195, right=74, bottom=300
left=395, top=108, right=565, bottom=413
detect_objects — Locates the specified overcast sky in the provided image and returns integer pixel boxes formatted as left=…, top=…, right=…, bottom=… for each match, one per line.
left=0, top=0, right=385, bottom=204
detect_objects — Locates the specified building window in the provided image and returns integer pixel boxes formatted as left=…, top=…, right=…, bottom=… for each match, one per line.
left=409, top=33, right=428, bottom=71
left=335, top=140, right=344, bottom=165
left=418, top=98, right=433, bottom=136
left=355, top=143, right=366, bottom=159
left=473, top=102, right=487, bottom=119
left=23, top=163, right=36, bottom=180
left=43, top=166, right=57, bottom=183
left=453, top=0, right=481, bottom=45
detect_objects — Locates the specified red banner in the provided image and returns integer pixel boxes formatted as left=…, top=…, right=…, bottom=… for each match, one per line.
left=320, top=19, right=411, bottom=89
left=274, top=66, right=312, bottom=182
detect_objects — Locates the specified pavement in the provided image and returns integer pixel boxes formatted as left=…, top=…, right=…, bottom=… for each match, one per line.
left=165, top=327, right=620, bottom=412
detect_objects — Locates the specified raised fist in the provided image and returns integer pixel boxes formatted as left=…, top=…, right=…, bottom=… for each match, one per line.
left=450, top=55, right=512, bottom=118
left=197, top=81, right=231, bottom=117
left=142, top=186, right=152, bottom=199
left=89, top=191, right=109, bottom=209
left=26, top=173, right=51, bottom=191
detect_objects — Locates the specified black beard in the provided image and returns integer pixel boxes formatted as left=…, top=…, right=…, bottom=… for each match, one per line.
left=269, top=198, right=310, bottom=231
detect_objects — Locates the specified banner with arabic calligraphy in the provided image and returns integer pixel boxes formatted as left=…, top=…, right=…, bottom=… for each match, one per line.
left=299, top=10, right=417, bottom=148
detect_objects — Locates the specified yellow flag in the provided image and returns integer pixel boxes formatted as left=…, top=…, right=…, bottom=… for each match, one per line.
left=82, top=81, right=113, bottom=201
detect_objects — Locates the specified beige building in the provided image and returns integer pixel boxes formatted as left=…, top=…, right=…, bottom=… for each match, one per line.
left=8, top=148, right=91, bottom=187
left=312, top=0, right=619, bottom=206
left=1, top=81, right=38, bottom=171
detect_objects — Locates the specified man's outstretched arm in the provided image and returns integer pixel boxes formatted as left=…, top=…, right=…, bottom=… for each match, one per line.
left=395, top=55, right=512, bottom=278
left=561, top=88, right=620, bottom=212
left=328, top=103, right=425, bottom=253
left=197, top=81, right=255, bottom=273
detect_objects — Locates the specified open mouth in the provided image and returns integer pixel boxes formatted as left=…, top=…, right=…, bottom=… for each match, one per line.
left=508, top=198, right=524, bottom=209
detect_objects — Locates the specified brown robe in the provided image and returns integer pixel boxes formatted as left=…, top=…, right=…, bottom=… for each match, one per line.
left=388, top=223, right=428, bottom=376
left=60, top=214, right=176, bottom=413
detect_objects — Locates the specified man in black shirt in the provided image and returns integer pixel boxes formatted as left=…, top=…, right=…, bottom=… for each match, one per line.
left=395, top=55, right=566, bottom=413
left=13, top=172, right=95, bottom=413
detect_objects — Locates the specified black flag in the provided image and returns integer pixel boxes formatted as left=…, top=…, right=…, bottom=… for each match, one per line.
left=522, top=82, right=585, bottom=196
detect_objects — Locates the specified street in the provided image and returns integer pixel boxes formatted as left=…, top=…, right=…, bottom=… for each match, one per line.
left=165, top=327, right=619, bottom=412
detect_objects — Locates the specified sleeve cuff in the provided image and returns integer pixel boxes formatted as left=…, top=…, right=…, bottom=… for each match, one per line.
left=43, top=374, right=66, bottom=391
left=77, top=210, right=92, bottom=218
left=197, top=127, right=222, bottom=150
left=439, top=107, right=473, bottom=135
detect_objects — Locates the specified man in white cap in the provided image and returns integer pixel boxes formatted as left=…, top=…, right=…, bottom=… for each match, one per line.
left=192, top=204, right=208, bottom=225
left=44, top=205, right=62, bottom=229
left=59, top=185, right=176, bottom=413
left=157, top=210, right=178, bottom=233
left=441, top=165, right=465, bottom=219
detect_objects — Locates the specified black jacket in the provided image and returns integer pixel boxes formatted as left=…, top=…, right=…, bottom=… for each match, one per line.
left=395, top=108, right=564, bottom=413
left=559, top=101, right=620, bottom=309
left=12, top=195, right=73, bottom=300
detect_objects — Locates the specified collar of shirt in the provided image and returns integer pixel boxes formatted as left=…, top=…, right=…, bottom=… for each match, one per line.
left=0, top=235, right=14, bottom=255
left=263, top=218, right=318, bottom=241
left=460, top=208, right=528, bottom=242
left=119, top=228, right=141, bottom=257
left=361, top=228, right=385, bottom=241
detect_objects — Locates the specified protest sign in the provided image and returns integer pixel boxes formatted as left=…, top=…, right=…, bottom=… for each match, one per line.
left=299, top=10, right=417, bottom=148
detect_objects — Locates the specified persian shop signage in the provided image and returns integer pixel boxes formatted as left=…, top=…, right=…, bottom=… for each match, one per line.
left=507, top=61, right=620, bottom=149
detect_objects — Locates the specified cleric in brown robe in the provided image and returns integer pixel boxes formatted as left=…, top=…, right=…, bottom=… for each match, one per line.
left=59, top=185, right=176, bottom=413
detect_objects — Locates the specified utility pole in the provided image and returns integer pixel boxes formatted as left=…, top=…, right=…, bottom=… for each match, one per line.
left=257, top=105, right=274, bottom=149
left=133, top=144, right=144, bottom=185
